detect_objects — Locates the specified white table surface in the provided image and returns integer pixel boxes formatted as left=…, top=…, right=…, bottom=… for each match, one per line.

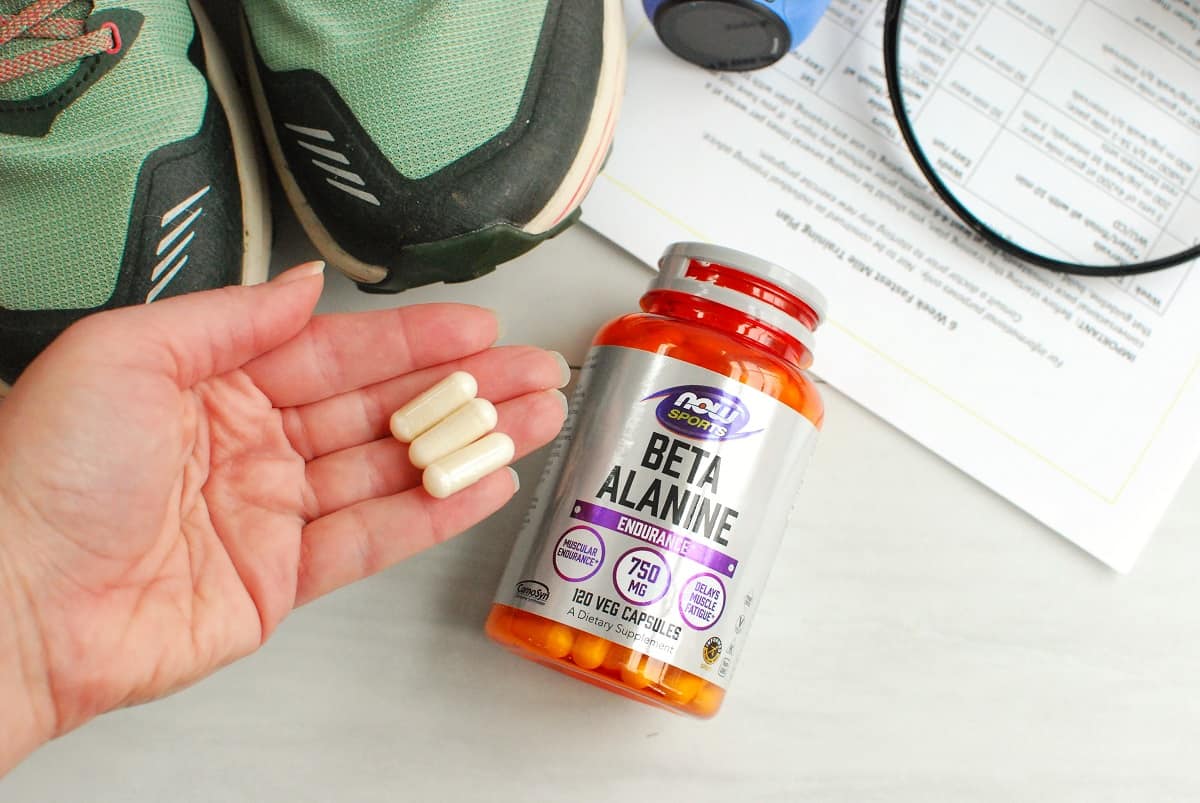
left=5, top=206, right=1200, bottom=803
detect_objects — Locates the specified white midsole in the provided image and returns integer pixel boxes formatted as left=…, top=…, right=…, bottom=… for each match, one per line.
left=191, top=0, right=271, bottom=286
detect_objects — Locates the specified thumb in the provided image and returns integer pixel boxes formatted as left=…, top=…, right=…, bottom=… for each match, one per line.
left=63, top=260, right=326, bottom=389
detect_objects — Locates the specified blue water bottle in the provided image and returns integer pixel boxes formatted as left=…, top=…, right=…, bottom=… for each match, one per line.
left=643, top=0, right=831, bottom=71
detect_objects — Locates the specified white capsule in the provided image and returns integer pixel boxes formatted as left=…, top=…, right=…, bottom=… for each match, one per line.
left=390, top=371, right=477, bottom=443
left=408, top=398, right=498, bottom=469
left=422, top=432, right=516, bottom=499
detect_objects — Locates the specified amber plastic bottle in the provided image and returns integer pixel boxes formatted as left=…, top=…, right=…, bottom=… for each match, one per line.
left=487, top=242, right=826, bottom=718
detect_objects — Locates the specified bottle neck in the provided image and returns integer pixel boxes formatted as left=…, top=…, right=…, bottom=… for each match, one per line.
left=641, top=290, right=815, bottom=370
left=681, top=260, right=821, bottom=331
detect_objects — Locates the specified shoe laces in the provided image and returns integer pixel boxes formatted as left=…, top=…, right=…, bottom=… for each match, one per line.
left=0, top=0, right=116, bottom=87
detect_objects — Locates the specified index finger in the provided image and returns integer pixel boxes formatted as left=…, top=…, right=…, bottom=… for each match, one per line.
left=242, top=303, right=499, bottom=407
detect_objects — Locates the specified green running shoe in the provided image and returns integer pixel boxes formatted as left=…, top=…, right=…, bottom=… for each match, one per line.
left=242, top=0, right=625, bottom=293
left=0, top=0, right=269, bottom=391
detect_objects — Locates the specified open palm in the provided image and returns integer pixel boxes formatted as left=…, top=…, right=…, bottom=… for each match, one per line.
left=0, top=264, right=567, bottom=767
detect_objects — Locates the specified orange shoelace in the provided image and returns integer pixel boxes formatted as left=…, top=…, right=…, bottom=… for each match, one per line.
left=0, top=0, right=117, bottom=86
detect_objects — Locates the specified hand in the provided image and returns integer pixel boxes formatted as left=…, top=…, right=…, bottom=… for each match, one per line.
left=0, top=263, right=568, bottom=773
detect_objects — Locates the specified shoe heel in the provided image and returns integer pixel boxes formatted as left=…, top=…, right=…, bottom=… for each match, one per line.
left=353, top=209, right=581, bottom=294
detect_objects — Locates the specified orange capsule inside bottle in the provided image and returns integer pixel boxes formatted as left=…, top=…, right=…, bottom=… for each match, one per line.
left=487, top=242, right=826, bottom=717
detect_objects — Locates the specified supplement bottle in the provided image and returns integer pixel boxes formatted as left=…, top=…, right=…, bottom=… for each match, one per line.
left=487, top=242, right=826, bottom=718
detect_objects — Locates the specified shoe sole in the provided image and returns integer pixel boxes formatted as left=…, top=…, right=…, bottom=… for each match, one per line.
left=0, top=1, right=269, bottom=402
left=244, top=0, right=626, bottom=293
left=191, top=0, right=271, bottom=289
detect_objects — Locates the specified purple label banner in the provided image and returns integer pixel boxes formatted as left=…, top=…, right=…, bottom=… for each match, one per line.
left=570, top=500, right=739, bottom=579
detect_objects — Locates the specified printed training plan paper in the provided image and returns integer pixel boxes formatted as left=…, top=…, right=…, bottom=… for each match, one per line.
left=583, top=0, right=1200, bottom=570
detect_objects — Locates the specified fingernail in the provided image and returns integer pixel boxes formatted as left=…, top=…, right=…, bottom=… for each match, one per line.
left=507, top=466, right=521, bottom=492
left=274, top=260, right=326, bottom=284
left=550, top=389, right=569, bottom=417
left=549, top=351, right=571, bottom=388
left=493, top=312, right=505, bottom=343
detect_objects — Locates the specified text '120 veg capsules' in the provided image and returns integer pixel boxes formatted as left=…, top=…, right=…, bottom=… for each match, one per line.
left=487, top=242, right=827, bottom=718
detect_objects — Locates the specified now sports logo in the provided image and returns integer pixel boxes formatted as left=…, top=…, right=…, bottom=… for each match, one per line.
left=642, top=385, right=760, bottom=441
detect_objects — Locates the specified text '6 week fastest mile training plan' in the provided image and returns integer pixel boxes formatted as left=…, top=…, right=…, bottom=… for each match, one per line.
left=584, top=0, right=1200, bottom=571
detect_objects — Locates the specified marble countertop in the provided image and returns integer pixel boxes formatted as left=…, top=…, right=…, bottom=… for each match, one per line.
left=5, top=212, right=1199, bottom=803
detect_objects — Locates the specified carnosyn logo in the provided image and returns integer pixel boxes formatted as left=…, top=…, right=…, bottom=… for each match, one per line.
left=515, top=580, right=550, bottom=605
